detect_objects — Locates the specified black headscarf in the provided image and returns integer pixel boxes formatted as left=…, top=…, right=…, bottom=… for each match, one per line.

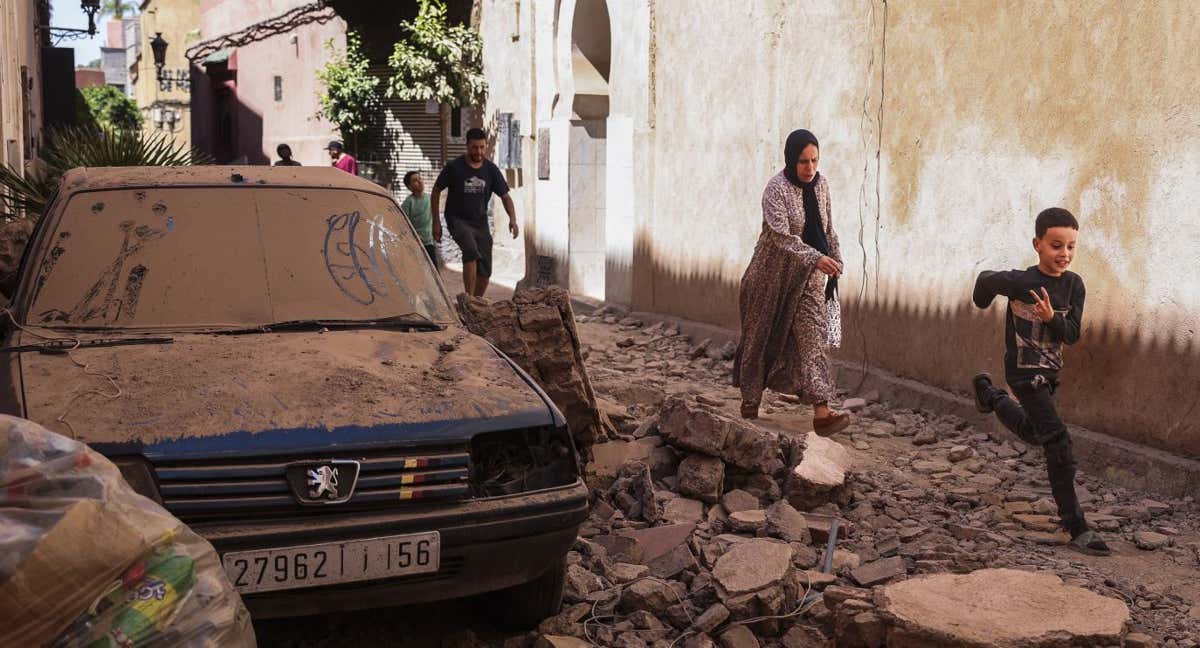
left=783, top=130, right=837, bottom=301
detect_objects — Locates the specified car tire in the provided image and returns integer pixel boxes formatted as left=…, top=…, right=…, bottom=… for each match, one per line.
left=488, top=556, right=567, bottom=630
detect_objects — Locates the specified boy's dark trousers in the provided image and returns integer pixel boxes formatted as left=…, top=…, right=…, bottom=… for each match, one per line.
left=992, top=375, right=1089, bottom=537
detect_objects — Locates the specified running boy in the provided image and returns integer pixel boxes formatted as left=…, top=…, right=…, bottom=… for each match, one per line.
left=401, top=171, right=437, bottom=264
left=971, top=207, right=1110, bottom=556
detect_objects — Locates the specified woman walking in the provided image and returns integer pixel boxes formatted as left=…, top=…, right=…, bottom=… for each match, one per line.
left=733, top=129, right=850, bottom=435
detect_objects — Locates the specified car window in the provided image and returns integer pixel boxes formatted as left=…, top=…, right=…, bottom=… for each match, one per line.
left=27, top=186, right=454, bottom=329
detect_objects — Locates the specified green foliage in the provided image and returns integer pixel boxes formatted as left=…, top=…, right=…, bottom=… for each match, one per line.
left=386, top=0, right=486, bottom=107
left=315, top=31, right=381, bottom=142
left=0, top=127, right=211, bottom=221
left=79, top=85, right=142, bottom=131
left=100, top=0, right=138, bottom=19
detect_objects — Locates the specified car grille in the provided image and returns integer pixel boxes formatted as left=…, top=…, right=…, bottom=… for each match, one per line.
left=154, top=446, right=471, bottom=522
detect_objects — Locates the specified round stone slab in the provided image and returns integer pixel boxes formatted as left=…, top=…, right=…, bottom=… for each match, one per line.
left=877, top=568, right=1130, bottom=647
left=712, top=538, right=792, bottom=595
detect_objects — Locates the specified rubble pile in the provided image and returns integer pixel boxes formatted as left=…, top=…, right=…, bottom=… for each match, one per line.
left=456, top=287, right=611, bottom=449
left=511, top=307, right=1200, bottom=648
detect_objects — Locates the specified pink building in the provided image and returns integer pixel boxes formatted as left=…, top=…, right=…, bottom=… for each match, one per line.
left=189, top=0, right=345, bottom=165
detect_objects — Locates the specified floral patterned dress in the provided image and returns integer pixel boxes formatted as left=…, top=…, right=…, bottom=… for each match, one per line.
left=733, top=171, right=842, bottom=407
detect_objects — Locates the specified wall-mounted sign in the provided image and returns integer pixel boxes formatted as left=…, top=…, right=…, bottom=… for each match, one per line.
left=158, top=69, right=191, bottom=93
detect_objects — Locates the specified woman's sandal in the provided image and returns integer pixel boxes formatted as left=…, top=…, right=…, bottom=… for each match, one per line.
left=813, top=411, right=851, bottom=436
left=740, top=402, right=760, bottom=419
left=1069, top=529, right=1111, bottom=556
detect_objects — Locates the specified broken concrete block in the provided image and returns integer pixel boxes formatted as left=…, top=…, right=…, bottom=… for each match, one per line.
left=648, top=543, right=698, bottom=580
left=659, top=396, right=786, bottom=474
left=717, top=625, right=760, bottom=648
left=780, top=625, right=834, bottom=648
left=850, top=556, right=906, bottom=587
left=713, top=539, right=793, bottom=596
left=619, top=578, right=680, bottom=616
left=677, top=454, right=725, bottom=504
left=457, top=287, right=609, bottom=448
left=785, top=432, right=852, bottom=511
left=660, top=395, right=728, bottom=456
left=692, top=603, right=730, bottom=634
left=609, top=562, right=650, bottom=584
left=728, top=509, right=767, bottom=534
left=622, top=523, right=695, bottom=565
left=765, top=500, right=811, bottom=544
left=1134, top=530, right=1172, bottom=550
left=563, top=563, right=605, bottom=603
left=588, top=439, right=656, bottom=487
left=662, top=497, right=705, bottom=526
left=721, top=489, right=760, bottom=514
left=842, top=397, right=868, bottom=412
left=876, top=568, right=1130, bottom=646
left=535, top=635, right=592, bottom=648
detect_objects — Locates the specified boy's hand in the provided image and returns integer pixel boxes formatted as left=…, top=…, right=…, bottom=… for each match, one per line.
left=1029, top=287, right=1055, bottom=322
left=508, top=216, right=520, bottom=239
left=817, top=256, right=843, bottom=277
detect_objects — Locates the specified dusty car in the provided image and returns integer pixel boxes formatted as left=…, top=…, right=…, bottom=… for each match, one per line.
left=0, top=166, right=588, bottom=624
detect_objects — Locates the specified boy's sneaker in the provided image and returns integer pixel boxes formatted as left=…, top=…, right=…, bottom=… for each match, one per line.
left=973, top=373, right=999, bottom=413
left=1069, top=529, right=1111, bottom=556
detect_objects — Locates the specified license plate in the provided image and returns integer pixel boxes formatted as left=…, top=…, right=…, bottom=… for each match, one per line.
left=222, top=531, right=440, bottom=594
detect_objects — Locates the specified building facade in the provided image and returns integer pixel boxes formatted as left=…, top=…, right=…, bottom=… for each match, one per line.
left=100, top=18, right=139, bottom=96
left=478, top=0, right=1200, bottom=458
left=0, top=0, right=45, bottom=174
left=136, top=0, right=199, bottom=147
left=188, top=0, right=346, bottom=165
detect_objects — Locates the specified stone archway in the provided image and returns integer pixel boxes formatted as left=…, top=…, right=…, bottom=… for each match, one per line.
left=565, top=0, right=610, bottom=299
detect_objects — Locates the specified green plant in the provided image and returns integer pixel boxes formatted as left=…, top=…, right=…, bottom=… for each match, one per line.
left=315, top=31, right=381, bottom=152
left=0, top=127, right=210, bottom=221
left=79, top=85, right=142, bottom=131
left=100, top=0, right=138, bottom=19
left=386, top=0, right=487, bottom=165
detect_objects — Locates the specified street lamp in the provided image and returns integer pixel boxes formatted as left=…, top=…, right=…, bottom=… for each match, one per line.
left=150, top=32, right=169, bottom=79
left=42, top=0, right=104, bottom=42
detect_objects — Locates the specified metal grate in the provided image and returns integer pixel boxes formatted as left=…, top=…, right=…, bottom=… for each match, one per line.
left=155, top=446, right=471, bottom=522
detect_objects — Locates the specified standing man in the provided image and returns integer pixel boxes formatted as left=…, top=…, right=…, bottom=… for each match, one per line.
left=274, top=143, right=302, bottom=166
left=432, top=128, right=518, bottom=297
left=327, top=140, right=357, bottom=175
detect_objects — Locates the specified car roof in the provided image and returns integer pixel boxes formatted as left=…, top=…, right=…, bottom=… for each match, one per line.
left=57, top=166, right=393, bottom=198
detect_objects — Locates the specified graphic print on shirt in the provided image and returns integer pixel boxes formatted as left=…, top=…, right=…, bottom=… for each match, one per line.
left=1011, top=301, right=1068, bottom=371
left=464, top=177, right=486, bottom=195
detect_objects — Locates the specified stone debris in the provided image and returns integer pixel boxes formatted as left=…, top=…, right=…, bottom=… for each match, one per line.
left=508, top=313, right=1200, bottom=648
left=456, top=287, right=610, bottom=449
left=785, top=432, right=852, bottom=511
left=877, top=569, right=1130, bottom=646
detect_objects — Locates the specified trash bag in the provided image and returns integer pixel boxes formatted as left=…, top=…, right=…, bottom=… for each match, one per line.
left=0, top=415, right=255, bottom=647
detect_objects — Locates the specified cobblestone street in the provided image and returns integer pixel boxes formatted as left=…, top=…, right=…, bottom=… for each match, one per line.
left=257, top=306, right=1200, bottom=647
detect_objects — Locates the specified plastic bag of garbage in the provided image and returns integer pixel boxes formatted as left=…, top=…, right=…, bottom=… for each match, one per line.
left=0, top=415, right=255, bottom=647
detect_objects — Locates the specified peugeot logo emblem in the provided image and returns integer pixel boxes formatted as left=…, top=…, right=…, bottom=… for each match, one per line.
left=286, top=460, right=360, bottom=505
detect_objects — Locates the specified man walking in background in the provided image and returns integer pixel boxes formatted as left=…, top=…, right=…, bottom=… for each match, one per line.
left=432, top=128, right=518, bottom=297
left=274, top=144, right=301, bottom=166
left=327, top=140, right=357, bottom=175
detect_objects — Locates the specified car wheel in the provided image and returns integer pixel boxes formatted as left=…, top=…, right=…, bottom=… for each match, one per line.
left=488, top=556, right=567, bottom=630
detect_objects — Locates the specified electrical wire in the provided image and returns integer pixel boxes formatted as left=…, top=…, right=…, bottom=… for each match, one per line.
left=1, top=309, right=124, bottom=438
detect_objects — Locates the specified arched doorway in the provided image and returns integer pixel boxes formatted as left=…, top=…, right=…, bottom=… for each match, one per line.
left=566, top=0, right=610, bottom=299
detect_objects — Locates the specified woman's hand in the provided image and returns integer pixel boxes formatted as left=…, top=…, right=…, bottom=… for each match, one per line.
left=817, top=256, right=843, bottom=277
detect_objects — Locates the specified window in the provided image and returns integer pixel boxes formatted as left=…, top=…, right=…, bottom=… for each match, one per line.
left=273, top=75, right=283, bottom=102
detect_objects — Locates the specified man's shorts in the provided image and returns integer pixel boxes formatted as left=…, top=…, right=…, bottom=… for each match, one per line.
left=448, top=220, right=493, bottom=278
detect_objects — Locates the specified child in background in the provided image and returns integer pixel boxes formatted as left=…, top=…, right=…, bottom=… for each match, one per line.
left=402, top=171, right=437, bottom=264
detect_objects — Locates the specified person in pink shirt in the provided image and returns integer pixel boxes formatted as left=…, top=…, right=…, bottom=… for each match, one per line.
left=327, top=140, right=357, bottom=175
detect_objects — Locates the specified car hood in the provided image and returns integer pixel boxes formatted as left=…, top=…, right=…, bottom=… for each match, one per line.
left=19, top=326, right=554, bottom=459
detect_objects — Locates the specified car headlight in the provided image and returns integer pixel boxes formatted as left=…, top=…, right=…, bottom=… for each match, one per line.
left=111, top=456, right=163, bottom=504
left=470, top=426, right=579, bottom=496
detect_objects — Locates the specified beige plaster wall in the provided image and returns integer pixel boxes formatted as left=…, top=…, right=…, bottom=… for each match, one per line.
left=481, top=0, right=1200, bottom=457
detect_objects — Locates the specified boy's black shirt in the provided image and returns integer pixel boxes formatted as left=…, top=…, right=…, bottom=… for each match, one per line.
left=973, top=266, right=1086, bottom=382
left=434, top=156, right=509, bottom=228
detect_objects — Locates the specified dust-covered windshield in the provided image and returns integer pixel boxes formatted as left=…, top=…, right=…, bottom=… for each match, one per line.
left=27, top=186, right=455, bottom=329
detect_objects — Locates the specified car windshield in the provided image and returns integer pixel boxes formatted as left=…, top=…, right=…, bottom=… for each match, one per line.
left=27, top=186, right=455, bottom=330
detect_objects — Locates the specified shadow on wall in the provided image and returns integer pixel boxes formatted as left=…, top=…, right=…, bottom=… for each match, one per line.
left=609, top=228, right=1200, bottom=459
